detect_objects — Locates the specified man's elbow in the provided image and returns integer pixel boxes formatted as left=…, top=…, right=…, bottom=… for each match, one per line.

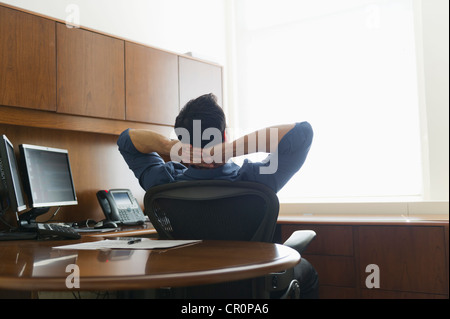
left=299, top=121, right=314, bottom=149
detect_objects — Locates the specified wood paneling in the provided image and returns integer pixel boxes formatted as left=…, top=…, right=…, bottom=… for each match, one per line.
left=0, top=6, right=56, bottom=111
left=278, top=221, right=449, bottom=299
left=56, top=23, right=125, bottom=120
left=125, top=42, right=179, bottom=125
left=360, top=289, right=448, bottom=299
left=0, top=105, right=173, bottom=137
left=358, top=226, right=447, bottom=295
left=304, top=255, right=355, bottom=287
left=281, top=224, right=356, bottom=298
left=179, top=57, right=223, bottom=108
left=445, top=225, right=449, bottom=298
left=319, top=286, right=357, bottom=299
left=281, top=225, right=353, bottom=256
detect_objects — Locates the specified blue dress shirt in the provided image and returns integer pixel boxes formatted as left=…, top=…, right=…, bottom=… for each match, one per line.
left=117, top=122, right=313, bottom=193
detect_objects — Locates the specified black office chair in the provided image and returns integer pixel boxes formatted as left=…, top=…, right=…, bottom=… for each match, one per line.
left=144, top=180, right=316, bottom=299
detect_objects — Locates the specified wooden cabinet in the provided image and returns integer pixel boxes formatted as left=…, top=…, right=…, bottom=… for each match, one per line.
left=278, top=221, right=449, bottom=299
left=0, top=6, right=56, bottom=111
left=1, top=3, right=224, bottom=132
left=280, top=224, right=358, bottom=298
left=125, top=43, right=179, bottom=125
left=56, top=23, right=125, bottom=120
left=358, top=226, right=448, bottom=298
left=179, top=57, right=223, bottom=108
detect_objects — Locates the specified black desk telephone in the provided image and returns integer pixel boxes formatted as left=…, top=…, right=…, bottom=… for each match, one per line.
left=96, top=189, right=146, bottom=226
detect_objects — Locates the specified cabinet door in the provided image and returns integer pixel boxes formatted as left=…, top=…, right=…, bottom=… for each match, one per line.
left=179, top=57, right=223, bottom=109
left=280, top=224, right=357, bottom=298
left=125, top=43, right=179, bottom=125
left=358, top=226, right=447, bottom=296
left=56, top=23, right=125, bottom=120
left=0, top=6, right=56, bottom=111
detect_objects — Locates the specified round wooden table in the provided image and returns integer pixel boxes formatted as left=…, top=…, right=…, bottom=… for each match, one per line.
left=0, top=238, right=300, bottom=291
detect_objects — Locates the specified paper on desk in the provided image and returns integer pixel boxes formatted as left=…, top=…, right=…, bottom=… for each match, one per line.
left=53, top=239, right=201, bottom=250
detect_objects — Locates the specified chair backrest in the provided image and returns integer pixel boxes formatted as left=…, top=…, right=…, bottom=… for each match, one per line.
left=144, top=180, right=279, bottom=243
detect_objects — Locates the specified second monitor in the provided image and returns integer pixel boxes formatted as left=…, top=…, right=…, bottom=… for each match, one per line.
left=18, top=143, right=78, bottom=225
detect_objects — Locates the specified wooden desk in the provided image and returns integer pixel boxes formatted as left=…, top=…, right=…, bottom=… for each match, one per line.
left=85, top=222, right=158, bottom=238
left=0, top=237, right=299, bottom=292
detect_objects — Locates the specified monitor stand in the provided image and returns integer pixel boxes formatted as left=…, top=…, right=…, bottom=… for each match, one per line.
left=0, top=207, right=41, bottom=241
left=18, top=207, right=50, bottom=230
left=0, top=206, right=48, bottom=241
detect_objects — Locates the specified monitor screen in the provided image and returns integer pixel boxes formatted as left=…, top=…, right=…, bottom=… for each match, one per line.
left=112, top=192, right=132, bottom=206
left=0, top=135, right=27, bottom=213
left=19, top=144, right=77, bottom=208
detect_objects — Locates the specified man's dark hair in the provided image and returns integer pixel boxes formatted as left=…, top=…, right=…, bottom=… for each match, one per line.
left=175, top=93, right=226, bottom=148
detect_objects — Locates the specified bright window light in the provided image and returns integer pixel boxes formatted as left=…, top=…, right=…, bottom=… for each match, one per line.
left=231, top=0, right=423, bottom=202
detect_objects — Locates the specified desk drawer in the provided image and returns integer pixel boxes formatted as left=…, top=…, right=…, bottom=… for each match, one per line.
left=303, top=254, right=355, bottom=287
left=358, top=225, right=447, bottom=295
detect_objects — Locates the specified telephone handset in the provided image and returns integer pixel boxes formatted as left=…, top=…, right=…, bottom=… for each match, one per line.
left=96, top=189, right=146, bottom=225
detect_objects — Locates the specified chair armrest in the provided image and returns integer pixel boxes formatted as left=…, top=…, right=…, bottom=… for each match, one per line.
left=283, top=230, right=316, bottom=254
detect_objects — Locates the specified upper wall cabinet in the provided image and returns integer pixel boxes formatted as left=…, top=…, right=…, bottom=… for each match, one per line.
left=0, top=6, right=56, bottom=111
left=179, top=57, right=223, bottom=109
left=1, top=4, right=224, bottom=132
left=125, top=42, right=179, bottom=125
left=56, top=23, right=125, bottom=120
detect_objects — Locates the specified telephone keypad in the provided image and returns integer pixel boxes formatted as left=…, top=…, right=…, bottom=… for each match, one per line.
left=118, top=207, right=144, bottom=222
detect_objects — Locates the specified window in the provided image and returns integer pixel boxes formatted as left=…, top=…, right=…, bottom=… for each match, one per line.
left=230, top=0, right=423, bottom=202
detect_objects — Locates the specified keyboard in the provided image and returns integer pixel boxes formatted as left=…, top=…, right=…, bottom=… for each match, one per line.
left=37, top=223, right=81, bottom=240
left=0, top=231, right=38, bottom=241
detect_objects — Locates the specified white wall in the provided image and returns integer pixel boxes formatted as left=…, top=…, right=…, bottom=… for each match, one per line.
left=416, top=0, right=449, bottom=200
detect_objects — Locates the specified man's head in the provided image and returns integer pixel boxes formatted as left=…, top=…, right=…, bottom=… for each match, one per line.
left=175, top=93, right=226, bottom=148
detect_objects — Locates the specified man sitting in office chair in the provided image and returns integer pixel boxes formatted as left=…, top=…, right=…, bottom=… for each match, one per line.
left=117, top=93, right=319, bottom=299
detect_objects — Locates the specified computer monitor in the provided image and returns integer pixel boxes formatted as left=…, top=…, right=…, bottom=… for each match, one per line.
left=19, top=144, right=77, bottom=223
left=0, top=135, right=27, bottom=214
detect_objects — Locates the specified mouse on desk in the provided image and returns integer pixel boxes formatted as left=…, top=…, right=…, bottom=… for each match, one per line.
left=94, top=220, right=119, bottom=229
